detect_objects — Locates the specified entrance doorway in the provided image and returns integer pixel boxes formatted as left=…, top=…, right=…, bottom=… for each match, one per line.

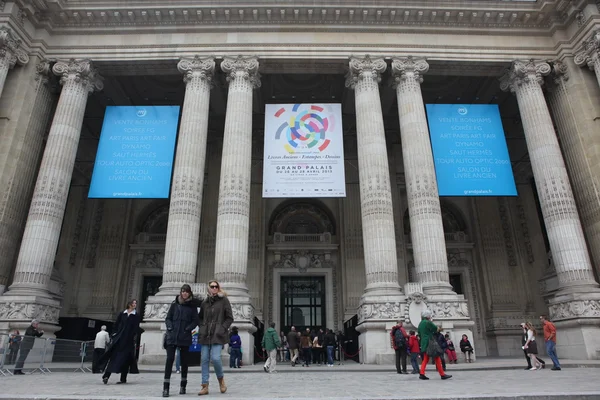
left=280, top=276, right=326, bottom=332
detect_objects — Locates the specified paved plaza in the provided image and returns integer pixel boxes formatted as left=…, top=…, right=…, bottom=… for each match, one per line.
left=1, top=359, right=600, bottom=400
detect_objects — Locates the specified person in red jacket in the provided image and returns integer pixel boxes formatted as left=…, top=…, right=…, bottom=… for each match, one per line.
left=408, top=330, right=421, bottom=374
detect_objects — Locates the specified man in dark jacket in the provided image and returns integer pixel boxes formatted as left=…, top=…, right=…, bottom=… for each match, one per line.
left=14, top=319, right=44, bottom=375
left=162, top=284, right=199, bottom=397
left=286, top=326, right=299, bottom=366
left=197, top=280, right=233, bottom=396
left=322, top=328, right=337, bottom=366
left=390, top=320, right=408, bottom=374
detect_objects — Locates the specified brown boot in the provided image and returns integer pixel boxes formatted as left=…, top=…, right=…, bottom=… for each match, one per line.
left=217, top=377, right=227, bottom=393
left=198, top=384, right=209, bottom=396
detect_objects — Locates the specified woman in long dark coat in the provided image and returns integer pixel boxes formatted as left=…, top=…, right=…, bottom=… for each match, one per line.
left=162, top=284, right=199, bottom=397
left=102, top=299, right=141, bottom=384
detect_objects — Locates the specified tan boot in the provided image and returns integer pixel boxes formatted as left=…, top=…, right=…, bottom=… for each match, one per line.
left=198, top=384, right=209, bottom=396
left=217, top=377, right=227, bottom=394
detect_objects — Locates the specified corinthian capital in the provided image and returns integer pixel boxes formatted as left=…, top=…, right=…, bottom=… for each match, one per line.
left=0, top=27, right=29, bottom=69
left=345, top=55, right=387, bottom=88
left=177, top=56, right=215, bottom=84
left=391, top=57, right=429, bottom=85
left=52, top=59, right=104, bottom=93
left=221, top=56, right=260, bottom=88
left=574, top=30, right=600, bottom=70
left=499, top=59, right=551, bottom=93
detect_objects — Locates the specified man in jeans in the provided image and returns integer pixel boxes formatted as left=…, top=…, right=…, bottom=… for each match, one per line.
left=286, top=326, right=299, bottom=366
left=540, top=315, right=561, bottom=371
left=390, top=320, right=409, bottom=374
left=262, top=322, right=281, bottom=373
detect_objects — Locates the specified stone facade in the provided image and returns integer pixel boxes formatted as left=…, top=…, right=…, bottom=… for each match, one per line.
left=1, top=0, right=600, bottom=362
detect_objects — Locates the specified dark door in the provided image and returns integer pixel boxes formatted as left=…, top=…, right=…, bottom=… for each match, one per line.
left=449, top=274, right=464, bottom=295
left=281, top=276, right=326, bottom=333
left=140, top=275, right=162, bottom=321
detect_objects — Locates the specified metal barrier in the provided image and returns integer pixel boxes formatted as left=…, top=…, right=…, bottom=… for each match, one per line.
left=0, top=334, right=95, bottom=376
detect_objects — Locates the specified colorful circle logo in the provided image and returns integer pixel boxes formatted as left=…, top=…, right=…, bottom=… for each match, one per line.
left=274, top=104, right=336, bottom=154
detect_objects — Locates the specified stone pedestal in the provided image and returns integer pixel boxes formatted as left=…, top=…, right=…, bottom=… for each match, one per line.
left=501, top=59, right=600, bottom=360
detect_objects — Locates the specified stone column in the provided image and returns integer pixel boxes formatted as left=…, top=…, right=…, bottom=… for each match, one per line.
left=0, top=59, right=102, bottom=329
left=0, top=27, right=29, bottom=98
left=391, top=57, right=453, bottom=295
left=575, top=30, right=600, bottom=90
left=346, top=56, right=404, bottom=364
left=500, top=60, right=600, bottom=358
left=212, top=56, right=260, bottom=364
left=160, top=56, right=215, bottom=293
left=7, top=59, right=103, bottom=298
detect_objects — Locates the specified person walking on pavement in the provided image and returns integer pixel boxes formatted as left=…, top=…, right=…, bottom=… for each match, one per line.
left=390, top=320, right=409, bottom=374
left=540, top=315, right=561, bottom=371
left=161, top=284, right=199, bottom=397
left=13, top=321, right=43, bottom=375
left=323, top=328, right=337, bottom=367
left=92, top=325, right=110, bottom=373
left=520, top=322, right=545, bottom=369
left=101, top=299, right=141, bottom=385
left=7, top=330, right=21, bottom=365
left=262, top=322, right=281, bottom=373
left=197, top=280, right=233, bottom=395
left=417, top=310, right=451, bottom=381
left=523, top=322, right=542, bottom=371
left=287, top=326, right=299, bottom=366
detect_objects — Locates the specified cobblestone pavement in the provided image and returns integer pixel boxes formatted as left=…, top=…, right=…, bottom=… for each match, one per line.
left=1, top=363, right=600, bottom=400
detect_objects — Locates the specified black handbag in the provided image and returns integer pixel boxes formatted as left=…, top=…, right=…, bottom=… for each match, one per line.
left=426, top=336, right=444, bottom=358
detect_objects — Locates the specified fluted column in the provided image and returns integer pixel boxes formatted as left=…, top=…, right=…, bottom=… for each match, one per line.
left=345, top=56, right=402, bottom=298
left=213, top=56, right=260, bottom=303
left=500, top=60, right=599, bottom=292
left=160, top=56, right=215, bottom=294
left=0, top=27, right=29, bottom=98
left=391, top=57, right=453, bottom=295
left=575, top=30, right=600, bottom=89
left=7, top=59, right=103, bottom=296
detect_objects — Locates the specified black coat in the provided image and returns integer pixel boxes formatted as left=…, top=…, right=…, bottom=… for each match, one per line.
left=198, top=292, right=234, bottom=345
left=165, top=295, right=199, bottom=347
left=21, top=326, right=43, bottom=351
left=102, top=310, right=140, bottom=374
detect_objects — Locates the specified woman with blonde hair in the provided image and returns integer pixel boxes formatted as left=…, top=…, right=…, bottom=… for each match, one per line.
left=523, top=322, right=542, bottom=371
left=197, top=280, right=233, bottom=395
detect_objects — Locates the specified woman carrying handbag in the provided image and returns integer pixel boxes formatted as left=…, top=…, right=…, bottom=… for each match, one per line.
left=417, top=310, right=452, bottom=381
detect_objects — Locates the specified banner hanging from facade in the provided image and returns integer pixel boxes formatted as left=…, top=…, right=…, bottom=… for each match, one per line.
left=263, top=103, right=346, bottom=198
left=426, top=104, right=517, bottom=196
left=88, top=106, right=180, bottom=199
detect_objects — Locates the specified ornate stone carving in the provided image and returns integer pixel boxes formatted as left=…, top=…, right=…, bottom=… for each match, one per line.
left=144, top=302, right=171, bottom=320
left=345, top=55, right=386, bottom=88
left=499, top=59, right=551, bottom=93
left=273, top=251, right=331, bottom=273
left=52, top=59, right=104, bottom=92
left=549, top=300, right=600, bottom=320
left=391, top=57, right=429, bottom=85
left=0, top=27, right=29, bottom=69
left=221, top=55, right=260, bottom=88
left=177, top=55, right=215, bottom=84
left=0, top=302, right=59, bottom=324
left=485, top=315, right=539, bottom=331
left=359, top=302, right=403, bottom=323
left=231, top=303, right=254, bottom=321
left=574, top=30, right=600, bottom=70
left=428, top=301, right=469, bottom=319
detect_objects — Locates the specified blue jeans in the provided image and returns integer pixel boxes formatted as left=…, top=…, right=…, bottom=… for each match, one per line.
left=201, top=344, right=224, bottom=384
left=230, top=348, right=241, bottom=368
left=327, top=346, right=334, bottom=365
left=410, top=352, right=420, bottom=372
left=175, top=347, right=180, bottom=371
left=545, top=340, right=561, bottom=368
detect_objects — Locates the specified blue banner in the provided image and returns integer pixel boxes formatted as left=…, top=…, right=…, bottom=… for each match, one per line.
left=88, top=106, right=180, bottom=198
left=426, top=104, right=517, bottom=196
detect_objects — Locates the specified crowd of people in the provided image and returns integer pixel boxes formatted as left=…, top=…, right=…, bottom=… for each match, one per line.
left=4, top=280, right=563, bottom=396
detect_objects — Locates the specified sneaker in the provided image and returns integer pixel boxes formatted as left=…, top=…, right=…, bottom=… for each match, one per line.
left=529, top=367, right=537, bottom=371
left=551, top=367, right=561, bottom=371
left=263, top=366, right=269, bottom=373
left=176, top=370, right=180, bottom=374
left=441, top=375, right=452, bottom=380
left=419, top=374, right=429, bottom=380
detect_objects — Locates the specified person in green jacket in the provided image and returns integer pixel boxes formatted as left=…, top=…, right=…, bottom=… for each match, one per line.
left=262, top=322, right=282, bottom=373
left=417, top=310, right=452, bottom=380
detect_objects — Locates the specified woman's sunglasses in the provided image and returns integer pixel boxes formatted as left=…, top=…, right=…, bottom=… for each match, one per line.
left=209, top=285, right=219, bottom=289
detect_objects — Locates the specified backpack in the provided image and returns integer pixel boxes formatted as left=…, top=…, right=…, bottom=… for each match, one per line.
left=393, top=328, right=406, bottom=349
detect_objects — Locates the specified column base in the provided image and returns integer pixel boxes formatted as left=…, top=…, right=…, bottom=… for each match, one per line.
left=138, top=293, right=173, bottom=365
left=548, top=290, right=600, bottom=360
left=0, top=293, right=61, bottom=327
left=228, top=296, right=257, bottom=366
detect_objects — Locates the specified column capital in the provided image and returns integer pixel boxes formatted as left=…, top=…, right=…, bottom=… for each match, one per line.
left=574, top=29, right=600, bottom=70
left=548, top=60, right=569, bottom=87
left=0, top=27, right=29, bottom=68
left=345, top=55, right=387, bottom=89
left=177, top=56, right=215, bottom=84
left=221, top=55, right=260, bottom=88
left=499, top=59, right=551, bottom=93
left=52, top=59, right=104, bottom=93
left=391, top=57, right=429, bottom=85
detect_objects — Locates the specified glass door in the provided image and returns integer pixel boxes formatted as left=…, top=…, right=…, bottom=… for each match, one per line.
left=281, top=276, right=326, bottom=332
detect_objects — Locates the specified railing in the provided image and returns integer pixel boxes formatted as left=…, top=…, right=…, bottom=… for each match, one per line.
left=0, top=333, right=94, bottom=376
left=273, top=232, right=332, bottom=244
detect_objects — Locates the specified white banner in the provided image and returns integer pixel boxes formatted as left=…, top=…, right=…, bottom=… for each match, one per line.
left=263, top=104, right=346, bottom=198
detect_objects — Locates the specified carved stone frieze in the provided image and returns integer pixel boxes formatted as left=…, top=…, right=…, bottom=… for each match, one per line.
left=143, top=302, right=171, bottom=320
left=231, top=303, right=254, bottom=321
left=272, top=251, right=331, bottom=273
left=359, top=302, right=403, bottom=323
left=0, top=302, right=60, bottom=324
left=549, top=300, right=600, bottom=320
left=485, top=314, right=539, bottom=331
left=429, top=301, right=470, bottom=319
